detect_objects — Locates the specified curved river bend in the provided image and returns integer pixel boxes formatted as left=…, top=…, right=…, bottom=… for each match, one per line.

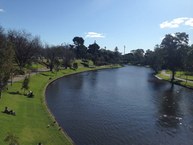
left=46, top=66, right=193, bottom=145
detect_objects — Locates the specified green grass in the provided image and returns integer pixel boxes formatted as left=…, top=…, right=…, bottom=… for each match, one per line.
left=156, top=72, right=171, bottom=81
left=0, top=65, right=121, bottom=145
left=26, top=63, right=45, bottom=70
left=73, top=59, right=95, bottom=68
left=165, top=70, right=193, bottom=81
left=156, top=71, right=193, bottom=89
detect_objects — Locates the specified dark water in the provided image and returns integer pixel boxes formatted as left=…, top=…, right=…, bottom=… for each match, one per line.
left=46, top=66, right=193, bottom=145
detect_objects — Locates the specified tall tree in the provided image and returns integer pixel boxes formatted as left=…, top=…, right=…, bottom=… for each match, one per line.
left=21, top=76, right=30, bottom=94
left=73, top=37, right=87, bottom=59
left=0, top=27, right=14, bottom=98
left=73, top=37, right=84, bottom=46
left=7, top=30, right=41, bottom=70
left=88, top=42, right=100, bottom=65
left=59, top=45, right=75, bottom=69
left=131, top=49, right=144, bottom=65
left=151, top=45, right=164, bottom=73
left=185, top=45, right=193, bottom=72
left=113, top=47, right=121, bottom=64
left=161, top=32, right=189, bottom=83
left=42, top=45, right=59, bottom=72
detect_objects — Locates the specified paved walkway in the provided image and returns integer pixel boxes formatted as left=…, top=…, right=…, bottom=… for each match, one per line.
left=161, top=70, right=193, bottom=84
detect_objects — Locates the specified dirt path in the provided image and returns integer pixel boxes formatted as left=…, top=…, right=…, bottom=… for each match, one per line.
left=9, top=67, right=49, bottom=83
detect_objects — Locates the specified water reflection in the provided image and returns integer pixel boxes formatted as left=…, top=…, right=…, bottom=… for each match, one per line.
left=157, top=86, right=182, bottom=128
left=46, top=66, right=193, bottom=145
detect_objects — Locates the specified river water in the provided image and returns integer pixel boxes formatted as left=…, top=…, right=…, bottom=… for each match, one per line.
left=46, top=66, right=193, bottom=145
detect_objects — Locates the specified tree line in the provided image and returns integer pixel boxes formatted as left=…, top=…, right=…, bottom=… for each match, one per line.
left=123, top=32, right=193, bottom=83
left=0, top=26, right=122, bottom=97
left=1, top=24, right=193, bottom=96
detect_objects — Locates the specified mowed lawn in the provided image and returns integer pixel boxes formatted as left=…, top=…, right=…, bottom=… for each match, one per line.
left=0, top=65, right=120, bottom=145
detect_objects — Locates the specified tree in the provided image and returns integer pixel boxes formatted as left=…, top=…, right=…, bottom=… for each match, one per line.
left=42, top=45, right=60, bottom=71
left=185, top=45, right=193, bottom=72
left=144, top=49, right=154, bottom=65
left=151, top=45, right=164, bottom=73
left=7, top=30, right=41, bottom=70
left=161, top=32, right=189, bottom=83
left=131, top=49, right=144, bottom=65
left=21, top=76, right=30, bottom=94
left=73, top=62, right=78, bottom=70
left=0, top=27, right=14, bottom=98
left=113, top=47, right=121, bottom=64
left=72, top=37, right=87, bottom=59
left=59, top=45, right=75, bottom=69
left=73, top=37, right=84, bottom=46
left=183, top=45, right=193, bottom=84
left=88, top=42, right=100, bottom=65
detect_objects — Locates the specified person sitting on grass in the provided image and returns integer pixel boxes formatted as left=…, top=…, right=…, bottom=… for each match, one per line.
left=9, top=110, right=16, bottom=116
left=27, top=90, right=34, bottom=97
left=2, top=107, right=16, bottom=116
left=3, top=106, right=9, bottom=113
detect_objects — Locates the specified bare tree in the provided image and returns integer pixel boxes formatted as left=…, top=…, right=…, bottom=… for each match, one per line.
left=7, top=30, right=41, bottom=71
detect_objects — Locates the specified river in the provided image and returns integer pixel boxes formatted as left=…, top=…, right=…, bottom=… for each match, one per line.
left=46, top=66, right=193, bottom=145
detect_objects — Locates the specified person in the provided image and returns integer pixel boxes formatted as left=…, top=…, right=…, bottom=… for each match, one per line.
left=9, top=110, right=16, bottom=115
left=37, top=142, right=42, bottom=145
left=2, top=107, right=16, bottom=115
left=3, top=106, right=9, bottom=113
left=28, top=90, right=34, bottom=97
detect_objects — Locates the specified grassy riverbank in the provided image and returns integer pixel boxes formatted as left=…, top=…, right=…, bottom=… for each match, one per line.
left=0, top=65, right=120, bottom=145
left=156, top=71, right=193, bottom=89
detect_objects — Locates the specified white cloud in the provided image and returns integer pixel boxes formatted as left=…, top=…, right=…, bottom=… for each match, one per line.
left=160, top=17, right=193, bottom=29
left=85, top=32, right=105, bottom=38
left=0, top=9, right=4, bottom=12
left=185, top=18, right=193, bottom=27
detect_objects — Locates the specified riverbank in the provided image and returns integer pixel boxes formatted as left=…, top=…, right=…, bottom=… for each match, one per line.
left=156, top=71, right=193, bottom=90
left=0, top=65, right=121, bottom=145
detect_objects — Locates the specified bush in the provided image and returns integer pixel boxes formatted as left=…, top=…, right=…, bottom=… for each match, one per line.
left=73, top=62, right=78, bottom=70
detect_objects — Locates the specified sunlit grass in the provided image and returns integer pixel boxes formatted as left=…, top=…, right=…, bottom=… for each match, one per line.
left=157, top=71, right=193, bottom=89
left=0, top=65, right=121, bottom=145
left=165, top=70, right=193, bottom=81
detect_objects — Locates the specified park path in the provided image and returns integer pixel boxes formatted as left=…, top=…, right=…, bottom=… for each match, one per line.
left=161, top=70, right=193, bottom=84
left=9, top=67, right=49, bottom=83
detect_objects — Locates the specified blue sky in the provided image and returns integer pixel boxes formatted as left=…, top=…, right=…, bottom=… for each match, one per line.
left=0, top=0, right=193, bottom=53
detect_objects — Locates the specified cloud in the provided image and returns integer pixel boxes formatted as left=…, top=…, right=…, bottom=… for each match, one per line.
left=160, top=17, right=193, bottom=29
left=85, top=32, right=105, bottom=38
left=0, top=9, right=4, bottom=12
left=185, top=18, right=193, bottom=27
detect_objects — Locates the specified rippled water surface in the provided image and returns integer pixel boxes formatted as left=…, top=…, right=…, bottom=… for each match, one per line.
left=46, top=66, right=193, bottom=145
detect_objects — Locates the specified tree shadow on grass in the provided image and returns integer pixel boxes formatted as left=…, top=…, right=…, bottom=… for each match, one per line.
left=40, top=73, right=52, bottom=77
left=8, top=91, right=22, bottom=95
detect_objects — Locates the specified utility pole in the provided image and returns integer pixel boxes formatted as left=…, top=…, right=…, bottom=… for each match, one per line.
left=124, top=45, right=126, bottom=55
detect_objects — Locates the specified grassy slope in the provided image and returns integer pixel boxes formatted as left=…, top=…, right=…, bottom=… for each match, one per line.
left=0, top=65, right=120, bottom=145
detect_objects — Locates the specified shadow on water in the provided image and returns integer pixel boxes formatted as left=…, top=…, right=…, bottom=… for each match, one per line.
left=157, top=86, right=183, bottom=128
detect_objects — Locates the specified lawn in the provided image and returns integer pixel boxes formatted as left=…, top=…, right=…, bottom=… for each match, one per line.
left=0, top=65, right=120, bottom=145
left=165, top=70, right=193, bottom=81
left=156, top=71, right=193, bottom=89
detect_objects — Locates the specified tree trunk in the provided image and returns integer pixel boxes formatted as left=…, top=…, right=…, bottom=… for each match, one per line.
left=185, top=75, right=188, bottom=86
left=171, top=70, right=175, bottom=83
left=50, top=65, right=53, bottom=72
